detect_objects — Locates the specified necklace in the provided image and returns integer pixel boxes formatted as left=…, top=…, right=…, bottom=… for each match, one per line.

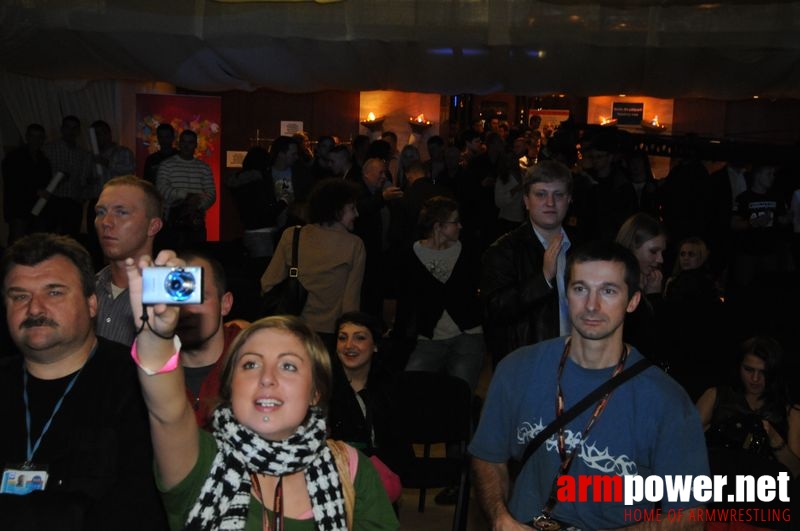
left=554, top=339, right=628, bottom=469
left=23, top=344, right=97, bottom=466
left=533, top=338, right=629, bottom=530
left=252, top=474, right=284, bottom=531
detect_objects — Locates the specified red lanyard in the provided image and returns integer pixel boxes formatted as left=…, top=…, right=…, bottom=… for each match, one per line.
left=252, top=474, right=284, bottom=531
left=541, top=339, right=629, bottom=517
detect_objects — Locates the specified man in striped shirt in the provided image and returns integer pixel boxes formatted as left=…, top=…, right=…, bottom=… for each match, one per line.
left=156, top=129, right=216, bottom=247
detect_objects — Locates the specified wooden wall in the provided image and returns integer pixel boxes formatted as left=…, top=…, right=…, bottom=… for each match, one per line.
left=211, top=89, right=360, bottom=240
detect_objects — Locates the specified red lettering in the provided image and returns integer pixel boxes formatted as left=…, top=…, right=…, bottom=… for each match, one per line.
left=578, top=475, right=592, bottom=502
left=632, top=509, right=661, bottom=522
left=556, top=475, right=576, bottom=502
left=593, top=475, right=623, bottom=502
left=689, top=508, right=714, bottom=521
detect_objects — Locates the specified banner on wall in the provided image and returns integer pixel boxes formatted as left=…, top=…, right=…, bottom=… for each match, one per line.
left=135, top=94, right=222, bottom=241
left=612, top=102, right=644, bottom=125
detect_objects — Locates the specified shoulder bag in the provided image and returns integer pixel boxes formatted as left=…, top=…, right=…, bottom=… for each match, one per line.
left=261, top=226, right=308, bottom=316
left=520, top=357, right=652, bottom=466
left=521, top=357, right=652, bottom=530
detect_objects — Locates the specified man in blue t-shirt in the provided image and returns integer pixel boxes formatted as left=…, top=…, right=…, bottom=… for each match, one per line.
left=469, top=241, right=709, bottom=530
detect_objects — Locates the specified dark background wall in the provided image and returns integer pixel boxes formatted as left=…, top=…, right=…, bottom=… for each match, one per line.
left=206, top=89, right=360, bottom=240
left=181, top=88, right=798, bottom=242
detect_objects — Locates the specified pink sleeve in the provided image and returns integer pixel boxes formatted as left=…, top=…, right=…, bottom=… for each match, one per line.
left=346, top=444, right=359, bottom=482
left=345, top=444, right=403, bottom=503
left=367, top=455, right=403, bottom=503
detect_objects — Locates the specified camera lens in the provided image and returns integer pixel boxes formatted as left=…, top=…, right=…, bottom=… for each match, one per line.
left=164, top=269, right=196, bottom=301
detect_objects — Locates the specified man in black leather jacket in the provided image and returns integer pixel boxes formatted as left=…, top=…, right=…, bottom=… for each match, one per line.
left=481, top=161, right=573, bottom=367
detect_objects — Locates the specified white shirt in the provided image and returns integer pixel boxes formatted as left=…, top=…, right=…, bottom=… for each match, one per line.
left=532, top=225, right=572, bottom=336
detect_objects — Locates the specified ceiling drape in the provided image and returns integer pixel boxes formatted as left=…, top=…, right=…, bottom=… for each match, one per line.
left=0, top=1, right=798, bottom=98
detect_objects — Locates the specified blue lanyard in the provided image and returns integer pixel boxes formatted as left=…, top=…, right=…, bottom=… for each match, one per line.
left=22, top=345, right=97, bottom=464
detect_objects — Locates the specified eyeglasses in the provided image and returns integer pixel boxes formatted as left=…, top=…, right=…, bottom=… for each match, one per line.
left=441, top=219, right=461, bottom=225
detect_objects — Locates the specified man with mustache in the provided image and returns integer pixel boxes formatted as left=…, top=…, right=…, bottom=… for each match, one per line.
left=470, top=241, right=708, bottom=530
left=175, top=251, right=243, bottom=428
left=0, top=233, right=167, bottom=530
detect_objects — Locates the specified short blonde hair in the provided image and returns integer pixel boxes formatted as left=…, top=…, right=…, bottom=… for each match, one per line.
left=522, top=160, right=573, bottom=195
left=672, top=237, right=709, bottom=275
left=103, top=175, right=164, bottom=219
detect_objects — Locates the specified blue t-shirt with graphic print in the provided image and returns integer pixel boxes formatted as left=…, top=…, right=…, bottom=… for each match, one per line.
left=469, top=336, right=709, bottom=530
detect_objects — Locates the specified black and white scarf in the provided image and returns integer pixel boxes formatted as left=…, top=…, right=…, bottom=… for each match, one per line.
left=184, top=406, right=347, bottom=531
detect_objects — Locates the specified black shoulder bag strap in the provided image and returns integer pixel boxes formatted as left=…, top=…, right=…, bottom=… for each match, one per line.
left=289, top=225, right=301, bottom=278
left=519, top=357, right=652, bottom=467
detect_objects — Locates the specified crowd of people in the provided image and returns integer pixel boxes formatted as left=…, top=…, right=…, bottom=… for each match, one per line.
left=0, top=113, right=798, bottom=530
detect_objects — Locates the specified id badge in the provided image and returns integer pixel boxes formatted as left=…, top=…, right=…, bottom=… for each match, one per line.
left=532, top=515, right=562, bottom=531
left=1, top=463, right=48, bottom=495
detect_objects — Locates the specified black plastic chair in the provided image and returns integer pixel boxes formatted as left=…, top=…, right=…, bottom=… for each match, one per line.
left=389, top=371, right=473, bottom=531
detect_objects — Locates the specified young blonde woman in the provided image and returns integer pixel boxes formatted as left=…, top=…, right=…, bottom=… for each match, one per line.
left=664, top=237, right=718, bottom=302
left=615, top=213, right=667, bottom=365
left=125, top=251, right=398, bottom=531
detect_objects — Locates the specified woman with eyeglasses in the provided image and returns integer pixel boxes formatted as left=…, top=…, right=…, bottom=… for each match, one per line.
left=396, top=196, right=484, bottom=394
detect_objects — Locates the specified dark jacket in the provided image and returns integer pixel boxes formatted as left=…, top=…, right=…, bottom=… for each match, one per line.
left=480, top=222, right=560, bottom=364
left=328, top=361, right=412, bottom=473
left=396, top=242, right=482, bottom=340
left=329, top=362, right=391, bottom=452
left=353, top=180, right=388, bottom=316
left=2, top=145, right=52, bottom=221
left=225, top=168, right=282, bottom=230
left=353, top=180, right=386, bottom=254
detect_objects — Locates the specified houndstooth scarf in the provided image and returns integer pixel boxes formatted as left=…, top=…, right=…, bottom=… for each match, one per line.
left=184, top=406, right=347, bottom=531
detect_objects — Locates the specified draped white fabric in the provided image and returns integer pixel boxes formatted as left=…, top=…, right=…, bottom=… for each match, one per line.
left=0, top=1, right=798, bottom=99
left=57, top=80, right=118, bottom=141
left=0, top=73, right=120, bottom=144
left=0, top=73, right=64, bottom=142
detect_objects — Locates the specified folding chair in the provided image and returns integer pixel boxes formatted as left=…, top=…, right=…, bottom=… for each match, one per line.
left=390, top=371, right=473, bottom=531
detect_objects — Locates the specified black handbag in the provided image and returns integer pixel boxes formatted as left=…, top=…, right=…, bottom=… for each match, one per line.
left=706, top=413, right=772, bottom=458
left=261, top=226, right=308, bottom=316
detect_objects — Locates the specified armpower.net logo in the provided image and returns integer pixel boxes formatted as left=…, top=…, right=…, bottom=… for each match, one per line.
left=557, top=473, right=792, bottom=525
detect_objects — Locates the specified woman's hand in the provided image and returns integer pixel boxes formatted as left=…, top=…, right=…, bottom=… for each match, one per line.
left=762, top=419, right=785, bottom=450
left=763, top=416, right=800, bottom=477
left=125, top=251, right=201, bottom=490
left=643, top=269, right=663, bottom=295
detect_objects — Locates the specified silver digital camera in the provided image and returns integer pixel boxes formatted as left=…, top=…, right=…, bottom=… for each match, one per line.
left=141, top=266, right=204, bottom=305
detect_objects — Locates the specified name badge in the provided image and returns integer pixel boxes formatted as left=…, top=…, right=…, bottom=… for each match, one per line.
left=532, top=515, right=562, bottom=531
left=1, top=463, right=49, bottom=495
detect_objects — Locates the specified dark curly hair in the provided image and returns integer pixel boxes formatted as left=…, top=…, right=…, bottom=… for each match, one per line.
left=734, top=336, right=791, bottom=408
left=2, top=233, right=95, bottom=297
left=418, top=196, right=459, bottom=238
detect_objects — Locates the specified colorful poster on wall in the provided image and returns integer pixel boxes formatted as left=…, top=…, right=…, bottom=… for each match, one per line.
left=135, top=94, right=222, bottom=241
